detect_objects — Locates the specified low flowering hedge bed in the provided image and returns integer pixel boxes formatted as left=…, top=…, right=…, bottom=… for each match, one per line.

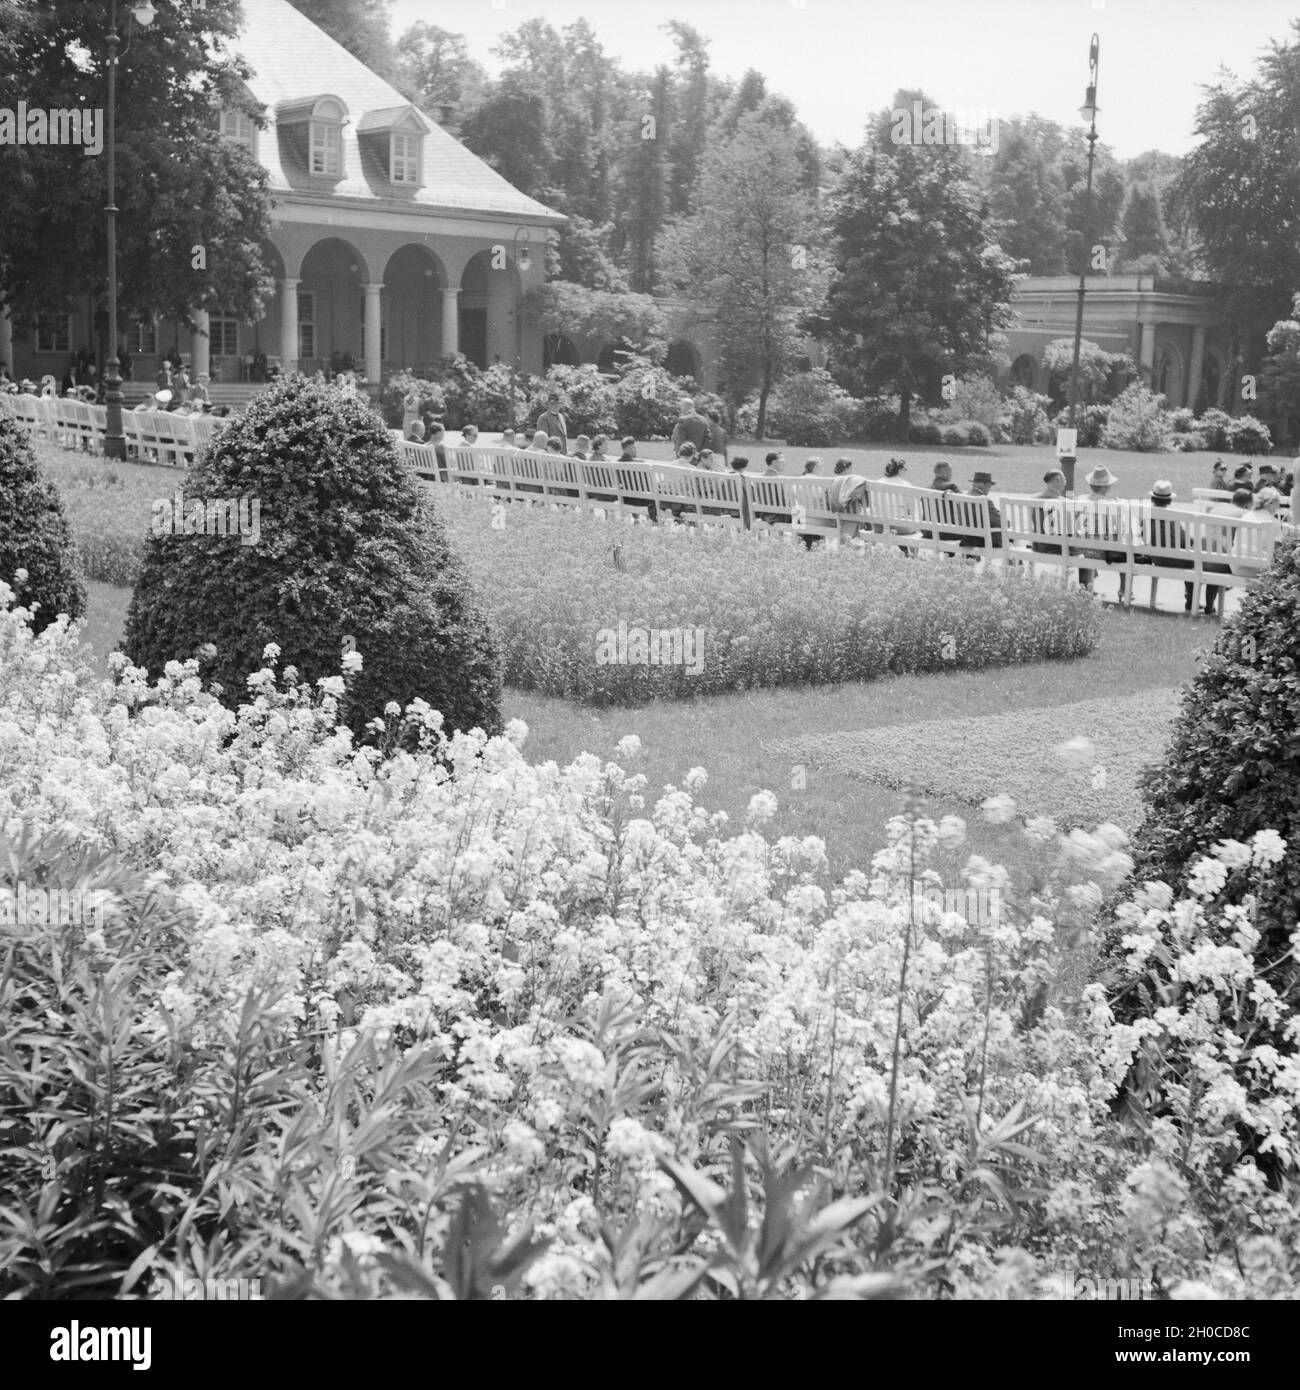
left=434, top=495, right=1102, bottom=704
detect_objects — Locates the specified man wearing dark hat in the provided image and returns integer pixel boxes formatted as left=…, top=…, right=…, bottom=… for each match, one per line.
left=959, top=471, right=1002, bottom=556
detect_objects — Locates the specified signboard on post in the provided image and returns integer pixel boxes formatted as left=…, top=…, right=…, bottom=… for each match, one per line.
left=1055, top=428, right=1078, bottom=495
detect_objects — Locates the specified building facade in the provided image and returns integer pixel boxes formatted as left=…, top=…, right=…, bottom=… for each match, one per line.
left=1002, top=275, right=1235, bottom=414
left=1, top=0, right=565, bottom=391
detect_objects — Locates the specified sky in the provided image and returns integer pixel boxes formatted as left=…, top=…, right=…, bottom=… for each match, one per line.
left=387, top=0, right=1300, bottom=159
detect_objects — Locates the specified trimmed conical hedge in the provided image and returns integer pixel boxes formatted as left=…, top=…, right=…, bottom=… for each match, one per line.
left=123, top=375, right=501, bottom=743
left=0, top=414, right=86, bottom=633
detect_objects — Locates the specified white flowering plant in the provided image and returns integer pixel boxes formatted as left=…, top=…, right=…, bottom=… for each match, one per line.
left=0, top=584, right=1297, bottom=1300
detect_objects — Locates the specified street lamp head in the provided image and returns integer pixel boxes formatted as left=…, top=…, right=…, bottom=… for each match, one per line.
left=1079, top=84, right=1098, bottom=125
left=131, top=2, right=157, bottom=25
left=518, top=246, right=531, bottom=272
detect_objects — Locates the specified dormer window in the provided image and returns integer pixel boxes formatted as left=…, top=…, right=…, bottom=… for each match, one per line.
left=276, top=94, right=349, bottom=181
left=357, top=105, right=427, bottom=189
left=391, top=132, right=420, bottom=184
left=310, top=98, right=345, bottom=176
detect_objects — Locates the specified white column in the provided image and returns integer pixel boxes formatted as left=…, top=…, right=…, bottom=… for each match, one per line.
left=364, top=283, right=383, bottom=384
left=441, top=287, right=459, bottom=358
left=280, top=278, right=300, bottom=373
left=0, top=303, right=12, bottom=376
left=1187, top=325, right=1206, bottom=411
left=191, top=307, right=210, bottom=382
left=1139, top=321, right=1157, bottom=379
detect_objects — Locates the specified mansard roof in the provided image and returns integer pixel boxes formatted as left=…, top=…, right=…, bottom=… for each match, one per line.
left=232, top=0, right=563, bottom=225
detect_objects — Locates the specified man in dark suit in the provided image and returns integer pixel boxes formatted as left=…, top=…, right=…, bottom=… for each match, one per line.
left=670, top=397, right=710, bottom=455
left=428, top=423, right=449, bottom=483
left=535, top=393, right=568, bottom=453
left=959, top=471, right=1002, bottom=556
left=1031, top=468, right=1067, bottom=555
left=707, top=409, right=729, bottom=464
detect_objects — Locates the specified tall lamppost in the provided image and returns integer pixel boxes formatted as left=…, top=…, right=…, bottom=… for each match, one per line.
left=103, top=0, right=157, bottom=460
left=507, top=228, right=531, bottom=433
left=1064, top=32, right=1101, bottom=496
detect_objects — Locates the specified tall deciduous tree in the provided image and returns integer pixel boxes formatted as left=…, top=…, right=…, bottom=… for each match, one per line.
left=394, top=21, right=487, bottom=132
left=287, top=0, right=396, bottom=80
left=819, top=94, right=1019, bottom=440
left=988, top=127, right=1067, bottom=274
left=613, top=66, right=673, bottom=294
left=1173, top=23, right=1300, bottom=347
left=656, top=116, right=827, bottom=435
left=1119, top=184, right=1170, bottom=268
left=0, top=0, right=273, bottom=347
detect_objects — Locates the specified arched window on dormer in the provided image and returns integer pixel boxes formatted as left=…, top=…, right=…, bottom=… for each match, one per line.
left=275, top=94, right=349, bottom=181
left=310, top=97, right=345, bottom=177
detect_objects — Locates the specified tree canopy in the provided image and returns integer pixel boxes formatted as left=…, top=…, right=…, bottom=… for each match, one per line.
left=0, top=0, right=273, bottom=339
left=818, top=93, right=1020, bottom=439
left=656, top=115, right=827, bottom=433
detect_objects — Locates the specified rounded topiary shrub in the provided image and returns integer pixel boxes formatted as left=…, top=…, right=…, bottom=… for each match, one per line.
left=0, top=415, right=86, bottom=633
left=123, top=375, right=502, bottom=744
left=940, top=424, right=970, bottom=447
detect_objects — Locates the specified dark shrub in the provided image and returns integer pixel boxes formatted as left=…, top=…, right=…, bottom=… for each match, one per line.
left=856, top=394, right=901, bottom=442
left=964, top=422, right=992, bottom=447
left=1109, top=535, right=1300, bottom=1167
left=613, top=360, right=686, bottom=440
left=1077, top=403, right=1110, bottom=448
left=908, top=420, right=943, bottom=445
left=0, top=416, right=86, bottom=633
left=437, top=355, right=527, bottom=432
left=940, top=424, right=970, bottom=447
left=123, top=375, right=502, bottom=744
left=1195, top=408, right=1233, bottom=451
left=1227, top=415, right=1272, bottom=456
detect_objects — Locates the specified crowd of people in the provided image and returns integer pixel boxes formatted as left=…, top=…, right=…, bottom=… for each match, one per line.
left=0, top=349, right=232, bottom=418
left=396, top=392, right=1295, bottom=611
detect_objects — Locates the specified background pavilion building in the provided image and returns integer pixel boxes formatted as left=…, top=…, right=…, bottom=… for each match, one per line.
left=1, top=0, right=565, bottom=395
